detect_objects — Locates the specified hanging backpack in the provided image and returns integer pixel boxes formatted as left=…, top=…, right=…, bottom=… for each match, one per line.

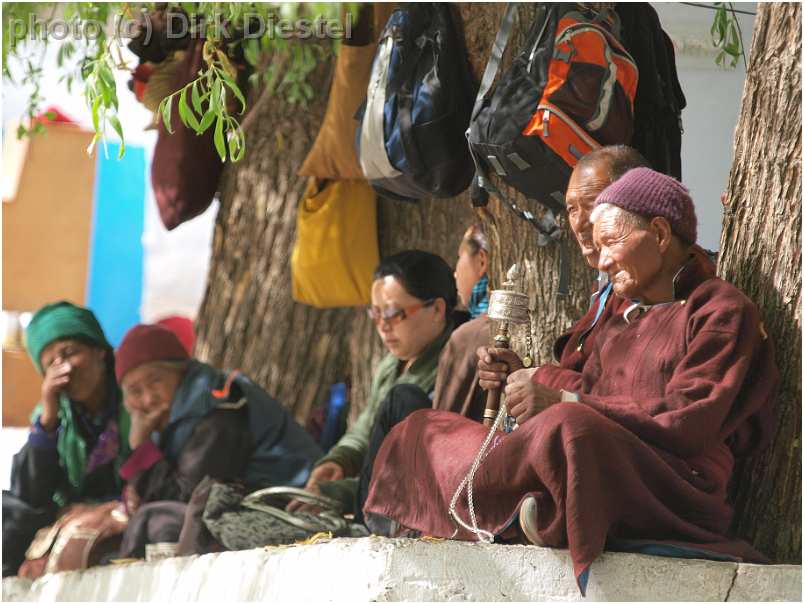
left=468, top=4, right=638, bottom=247
left=615, top=3, right=686, bottom=180
left=356, top=3, right=476, bottom=202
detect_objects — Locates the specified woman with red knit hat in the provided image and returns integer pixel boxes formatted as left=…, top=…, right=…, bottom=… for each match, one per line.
left=113, top=323, right=322, bottom=557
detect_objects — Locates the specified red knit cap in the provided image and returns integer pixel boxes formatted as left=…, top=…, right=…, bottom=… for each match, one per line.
left=594, top=167, right=698, bottom=244
left=155, top=315, right=195, bottom=354
left=115, top=324, right=190, bottom=382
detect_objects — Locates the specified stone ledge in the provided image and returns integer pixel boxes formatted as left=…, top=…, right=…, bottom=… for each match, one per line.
left=3, top=537, right=801, bottom=602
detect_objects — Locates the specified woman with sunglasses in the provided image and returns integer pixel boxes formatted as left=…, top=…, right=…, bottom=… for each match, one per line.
left=289, top=250, right=460, bottom=515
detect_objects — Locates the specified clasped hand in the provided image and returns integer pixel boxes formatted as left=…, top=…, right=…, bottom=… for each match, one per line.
left=124, top=401, right=169, bottom=450
left=476, top=346, right=561, bottom=425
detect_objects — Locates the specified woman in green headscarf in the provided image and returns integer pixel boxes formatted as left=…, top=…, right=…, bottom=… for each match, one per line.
left=2, top=301, right=130, bottom=577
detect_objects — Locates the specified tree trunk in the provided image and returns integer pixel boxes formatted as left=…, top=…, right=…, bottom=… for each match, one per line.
left=718, top=3, right=801, bottom=564
left=194, top=48, right=355, bottom=425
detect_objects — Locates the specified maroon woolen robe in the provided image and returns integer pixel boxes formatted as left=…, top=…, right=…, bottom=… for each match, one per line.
left=433, top=283, right=632, bottom=422
left=535, top=244, right=715, bottom=390
left=431, top=315, right=492, bottom=421
left=364, top=253, right=778, bottom=587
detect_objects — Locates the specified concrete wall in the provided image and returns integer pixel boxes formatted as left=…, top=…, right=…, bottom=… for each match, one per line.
left=3, top=539, right=801, bottom=602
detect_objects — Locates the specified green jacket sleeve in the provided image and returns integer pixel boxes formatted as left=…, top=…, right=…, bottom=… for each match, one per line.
left=317, top=354, right=397, bottom=476
left=317, top=403, right=375, bottom=476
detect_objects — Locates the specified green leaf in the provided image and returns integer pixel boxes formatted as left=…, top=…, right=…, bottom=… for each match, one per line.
left=212, top=79, right=225, bottom=109
left=178, top=88, right=188, bottom=120
left=99, top=80, right=111, bottom=107
left=226, top=80, right=246, bottom=114
left=109, top=115, right=125, bottom=159
left=180, top=87, right=202, bottom=131
left=227, top=128, right=239, bottom=158
left=91, top=96, right=101, bottom=132
left=199, top=110, right=215, bottom=133
left=100, top=63, right=114, bottom=88
left=161, top=97, right=173, bottom=134
left=232, top=127, right=246, bottom=162
left=213, top=116, right=226, bottom=161
left=191, top=80, right=203, bottom=115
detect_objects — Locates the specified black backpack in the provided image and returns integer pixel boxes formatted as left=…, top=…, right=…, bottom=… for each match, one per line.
left=356, top=3, right=476, bottom=202
left=467, top=4, right=638, bottom=293
left=615, top=3, right=686, bottom=180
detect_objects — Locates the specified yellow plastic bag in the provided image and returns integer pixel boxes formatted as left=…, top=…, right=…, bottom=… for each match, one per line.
left=291, top=179, right=379, bottom=308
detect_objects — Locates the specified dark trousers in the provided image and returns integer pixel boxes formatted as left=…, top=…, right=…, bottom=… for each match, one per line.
left=118, top=501, right=187, bottom=559
left=354, top=384, right=432, bottom=524
left=2, top=491, right=57, bottom=577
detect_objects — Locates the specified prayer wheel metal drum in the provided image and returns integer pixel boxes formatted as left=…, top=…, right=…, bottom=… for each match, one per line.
left=483, top=265, right=530, bottom=426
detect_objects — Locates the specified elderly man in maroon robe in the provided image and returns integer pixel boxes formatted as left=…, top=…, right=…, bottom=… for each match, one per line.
left=363, top=167, right=778, bottom=593
left=433, top=145, right=649, bottom=422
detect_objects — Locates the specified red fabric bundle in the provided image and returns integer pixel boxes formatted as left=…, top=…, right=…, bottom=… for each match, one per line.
left=151, top=39, right=224, bottom=230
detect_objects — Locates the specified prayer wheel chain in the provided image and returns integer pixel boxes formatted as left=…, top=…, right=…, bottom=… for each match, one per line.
left=448, top=402, right=509, bottom=543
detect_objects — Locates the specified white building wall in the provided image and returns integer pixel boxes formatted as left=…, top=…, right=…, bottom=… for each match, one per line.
left=653, top=2, right=757, bottom=251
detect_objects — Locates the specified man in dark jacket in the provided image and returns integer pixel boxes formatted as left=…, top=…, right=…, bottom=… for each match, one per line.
left=114, top=324, right=322, bottom=556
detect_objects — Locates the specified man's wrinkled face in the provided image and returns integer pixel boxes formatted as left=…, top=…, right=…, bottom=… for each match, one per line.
left=565, top=163, right=613, bottom=268
left=592, top=206, right=662, bottom=300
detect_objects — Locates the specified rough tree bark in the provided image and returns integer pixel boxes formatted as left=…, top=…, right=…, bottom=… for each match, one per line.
left=718, top=3, right=801, bottom=564
left=194, top=48, right=355, bottom=424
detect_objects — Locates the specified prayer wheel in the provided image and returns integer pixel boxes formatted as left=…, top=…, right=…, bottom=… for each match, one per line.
left=483, top=264, right=530, bottom=426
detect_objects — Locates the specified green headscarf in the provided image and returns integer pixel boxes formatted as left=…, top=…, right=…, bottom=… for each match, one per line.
left=25, top=301, right=131, bottom=507
left=25, top=301, right=110, bottom=373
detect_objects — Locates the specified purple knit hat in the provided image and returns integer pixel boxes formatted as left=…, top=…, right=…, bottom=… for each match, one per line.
left=594, top=167, right=698, bottom=244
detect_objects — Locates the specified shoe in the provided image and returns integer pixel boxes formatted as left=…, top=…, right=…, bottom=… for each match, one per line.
left=519, top=495, right=545, bottom=546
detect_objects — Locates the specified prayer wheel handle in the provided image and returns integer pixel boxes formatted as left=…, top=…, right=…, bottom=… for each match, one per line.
left=482, top=327, right=511, bottom=426
left=483, top=264, right=530, bottom=428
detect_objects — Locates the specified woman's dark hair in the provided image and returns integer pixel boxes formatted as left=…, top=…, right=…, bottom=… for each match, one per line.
left=373, top=250, right=458, bottom=316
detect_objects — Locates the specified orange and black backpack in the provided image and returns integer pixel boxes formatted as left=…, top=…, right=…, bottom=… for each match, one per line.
left=468, top=4, right=638, bottom=262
